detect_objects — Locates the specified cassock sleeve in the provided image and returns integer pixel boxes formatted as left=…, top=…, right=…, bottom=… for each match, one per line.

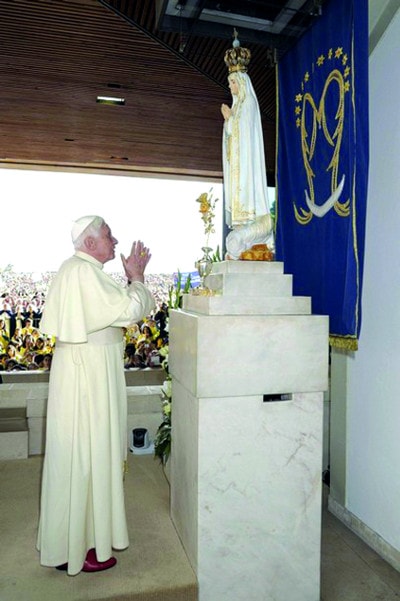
left=112, top=281, right=155, bottom=327
left=40, top=257, right=154, bottom=343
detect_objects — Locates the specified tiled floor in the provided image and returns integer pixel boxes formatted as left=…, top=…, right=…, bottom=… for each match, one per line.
left=321, top=499, right=400, bottom=600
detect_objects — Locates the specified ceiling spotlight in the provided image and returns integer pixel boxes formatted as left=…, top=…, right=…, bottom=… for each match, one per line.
left=179, top=37, right=187, bottom=53
left=96, top=96, right=125, bottom=106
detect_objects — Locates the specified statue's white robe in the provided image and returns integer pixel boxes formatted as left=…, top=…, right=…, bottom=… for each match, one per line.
left=223, top=72, right=270, bottom=229
left=36, top=251, right=154, bottom=575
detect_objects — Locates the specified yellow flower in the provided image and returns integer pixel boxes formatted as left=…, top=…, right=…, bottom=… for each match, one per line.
left=195, top=188, right=218, bottom=240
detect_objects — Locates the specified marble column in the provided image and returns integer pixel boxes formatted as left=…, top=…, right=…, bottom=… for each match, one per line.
left=169, top=261, right=329, bottom=601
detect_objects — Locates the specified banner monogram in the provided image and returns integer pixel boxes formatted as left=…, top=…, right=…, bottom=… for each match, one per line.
left=293, top=48, right=351, bottom=225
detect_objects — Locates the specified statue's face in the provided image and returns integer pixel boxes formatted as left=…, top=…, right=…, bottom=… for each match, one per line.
left=228, top=75, right=239, bottom=96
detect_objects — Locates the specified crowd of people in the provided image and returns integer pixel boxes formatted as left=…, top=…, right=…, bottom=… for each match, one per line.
left=0, top=268, right=173, bottom=373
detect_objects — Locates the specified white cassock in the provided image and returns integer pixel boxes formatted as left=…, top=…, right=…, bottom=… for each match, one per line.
left=36, top=251, right=155, bottom=575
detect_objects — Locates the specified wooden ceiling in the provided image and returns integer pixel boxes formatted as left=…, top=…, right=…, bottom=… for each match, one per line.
left=0, top=0, right=321, bottom=181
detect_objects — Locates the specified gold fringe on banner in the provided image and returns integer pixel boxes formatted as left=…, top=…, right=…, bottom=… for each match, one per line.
left=329, top=335, right=358, bottom=351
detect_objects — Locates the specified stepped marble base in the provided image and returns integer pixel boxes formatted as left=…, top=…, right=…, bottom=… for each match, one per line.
left=169, top=261, right=328, bottom=601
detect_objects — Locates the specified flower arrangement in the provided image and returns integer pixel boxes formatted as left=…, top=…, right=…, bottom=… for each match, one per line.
left=196, top=188, right=219, bottom=250
left=153, top=344, right=172, bottom=464
left=154, top=192, right=221, bottom=463
left=154, top=270, right=193, bottom=464
left=195, top=189, right=222, bottom=288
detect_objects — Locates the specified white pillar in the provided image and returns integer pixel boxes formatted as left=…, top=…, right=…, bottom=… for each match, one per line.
left=169, top=261, right=329, bottom=601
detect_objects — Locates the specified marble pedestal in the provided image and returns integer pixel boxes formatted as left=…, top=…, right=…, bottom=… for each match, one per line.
left=169, top=261, right=329, bottom=601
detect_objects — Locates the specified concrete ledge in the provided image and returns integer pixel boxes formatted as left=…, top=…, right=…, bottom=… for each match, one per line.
left=0, top=431, right=28, bottom=459
left=0, top=380, right=163, bottom=456
left=0, top=418, right=28, bottom=432
left=0, top=407, right=28, bottom=459
left=0, top=406, right=27, bottom=421
left=127, top=386, right=163, bottom=444
left=125, top=368, right=165, bottom=387
left=0, top=371, right=50, bottom=383
left=1, top=368, right=165, bottom=386
left=0, top=384, right=38, bottom=406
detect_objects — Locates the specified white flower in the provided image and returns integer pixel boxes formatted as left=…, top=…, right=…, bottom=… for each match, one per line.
left=162, top=379, right=172, bottom=399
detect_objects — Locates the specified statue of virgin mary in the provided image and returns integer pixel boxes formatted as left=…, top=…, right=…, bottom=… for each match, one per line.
left=221, top=33, right=274, bottom=260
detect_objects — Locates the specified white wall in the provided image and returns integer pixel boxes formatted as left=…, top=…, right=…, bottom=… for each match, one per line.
left=330, top=7, right=400, bottom=553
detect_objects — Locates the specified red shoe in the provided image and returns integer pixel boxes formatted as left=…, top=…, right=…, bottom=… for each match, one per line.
left=82, top=548, right=117, bottom=573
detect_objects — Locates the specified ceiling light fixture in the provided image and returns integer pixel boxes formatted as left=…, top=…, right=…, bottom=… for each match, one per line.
left=176, top=2, right=187, bottom=54
left=96, top=96, right=125, bottom=106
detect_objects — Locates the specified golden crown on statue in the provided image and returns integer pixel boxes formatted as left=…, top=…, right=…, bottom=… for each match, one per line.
left=224, top=28, right=251, bottom=73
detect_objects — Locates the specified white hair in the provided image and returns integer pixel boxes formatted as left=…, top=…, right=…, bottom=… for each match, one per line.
left=73, top=216, right=105, bottom=250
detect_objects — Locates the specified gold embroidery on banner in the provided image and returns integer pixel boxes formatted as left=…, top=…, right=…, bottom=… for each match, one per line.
left=293, top=47, right=352, bottom=225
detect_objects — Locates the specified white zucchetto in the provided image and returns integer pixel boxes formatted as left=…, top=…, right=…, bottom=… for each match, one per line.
left=71, top=215, right=98, bottom=243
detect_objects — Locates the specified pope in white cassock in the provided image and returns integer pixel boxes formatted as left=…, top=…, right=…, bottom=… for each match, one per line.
left=36, top=215, right=155, bottom=576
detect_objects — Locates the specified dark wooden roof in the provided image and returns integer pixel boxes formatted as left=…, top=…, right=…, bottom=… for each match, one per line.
left=0, top=0, right=322, bottom=181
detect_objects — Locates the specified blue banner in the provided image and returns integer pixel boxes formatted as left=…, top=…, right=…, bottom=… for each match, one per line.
left=275, top=0, right=369, bottom=350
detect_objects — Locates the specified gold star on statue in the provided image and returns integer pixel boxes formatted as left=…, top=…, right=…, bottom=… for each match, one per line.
left=296, top=117, right=301, bottom=128
left=344, top=81, right=350, bottom=92
left=304, top=71, right=310, bottom=82
left=342, top=54, right=348, bottom=65
left=295, top=93, right=303, bottom=103
left=295, top=106, right=301, bottom=115
left=344, top=66, right=351, bottom=78
left=317, top=55, right=325, bottom=66
left=328, top=48, right=333, bottom=59
left=335, top=47, right=343, bottom=59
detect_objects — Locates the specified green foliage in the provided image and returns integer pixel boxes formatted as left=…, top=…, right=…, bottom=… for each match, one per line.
left=167, top=270, right=191, bottom=309
left=212, top=245, right=222, bottom=262
left=154, top=345, right=172, bottom=463
left=270, top=199, right=276, bottom=224
left=154, top=416, right=171, bottom=464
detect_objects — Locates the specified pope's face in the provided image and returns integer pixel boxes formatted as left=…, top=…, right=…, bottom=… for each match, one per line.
left=228, top=75, right=239, bottom=96
left=92, top=223, right=118, bottom=264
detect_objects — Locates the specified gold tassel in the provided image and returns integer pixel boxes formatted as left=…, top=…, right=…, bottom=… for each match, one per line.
left=329, top=335, right=358, bottom=351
